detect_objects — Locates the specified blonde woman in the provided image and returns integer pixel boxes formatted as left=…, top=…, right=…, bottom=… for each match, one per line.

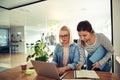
left=52, top=26, right=80, bottom=75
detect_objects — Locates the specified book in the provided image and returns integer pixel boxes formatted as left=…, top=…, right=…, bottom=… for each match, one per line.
left=89, top=45, right=107, bottom=70
left=74, top=70, right=99, bottom=79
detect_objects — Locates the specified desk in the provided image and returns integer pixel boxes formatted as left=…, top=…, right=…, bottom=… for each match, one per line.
left=0, top=65, right=119, bottom=80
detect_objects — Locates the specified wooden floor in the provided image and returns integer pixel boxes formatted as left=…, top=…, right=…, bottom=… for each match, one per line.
left=0, top=53, right=27, bottom=68
left=0, top=52, right=53, bottom=69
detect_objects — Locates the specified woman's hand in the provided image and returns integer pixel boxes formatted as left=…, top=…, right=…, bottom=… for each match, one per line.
left=76, top=64, right=83, bottom=70
left=57, top=66, right=70, bottom=75
left=92, top=62, right=101, bottom=70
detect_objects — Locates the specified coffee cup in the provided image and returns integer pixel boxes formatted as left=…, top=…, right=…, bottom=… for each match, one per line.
left=21, top=62, right=27, bottom=72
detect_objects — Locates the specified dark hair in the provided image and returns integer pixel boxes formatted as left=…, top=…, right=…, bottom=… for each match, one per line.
left=77, top=20, right=94, bottom=33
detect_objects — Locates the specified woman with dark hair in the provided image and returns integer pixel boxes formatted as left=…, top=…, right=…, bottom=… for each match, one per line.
left=76, top=20, right=114, bottom=72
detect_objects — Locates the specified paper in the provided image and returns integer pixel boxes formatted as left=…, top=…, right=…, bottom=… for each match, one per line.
left=74, top=70, right=99, bottom=79
left=89, top=45, right=107, bottom=70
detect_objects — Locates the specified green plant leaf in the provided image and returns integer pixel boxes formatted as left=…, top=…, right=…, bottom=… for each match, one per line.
left=26, top=55, right=31, bottom=62
left=26, top=40, right=49, bottom=62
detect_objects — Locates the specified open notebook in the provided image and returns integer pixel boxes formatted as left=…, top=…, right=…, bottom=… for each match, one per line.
left=74, top=70, right=99, bottom=79
left=31, top=60, right=68, bottom=80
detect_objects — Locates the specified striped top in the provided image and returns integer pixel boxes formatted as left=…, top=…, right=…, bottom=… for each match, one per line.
left=78, top=33, right=114, bottom=66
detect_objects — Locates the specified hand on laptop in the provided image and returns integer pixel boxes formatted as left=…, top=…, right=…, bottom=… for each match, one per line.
left=57, top=66, right=70, bottom=75
left=58, top=67, right=66, bottom=75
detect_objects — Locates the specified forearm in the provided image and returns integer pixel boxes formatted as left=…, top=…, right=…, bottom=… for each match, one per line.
left=64, top=66, right=71, bottom=71
left=99, top=52, right=112, bottom=65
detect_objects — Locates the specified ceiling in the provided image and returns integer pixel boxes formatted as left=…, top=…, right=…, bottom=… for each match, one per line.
left=0, top=0, right=46, bottom=10
left=0, top=0, right=111, bottom=30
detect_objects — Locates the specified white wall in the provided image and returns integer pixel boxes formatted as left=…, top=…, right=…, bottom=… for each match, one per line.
left=112, top=0, right=120, bottom=77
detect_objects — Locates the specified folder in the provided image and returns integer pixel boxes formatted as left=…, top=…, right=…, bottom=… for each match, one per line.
left=89, top=45, right=107, bottom=70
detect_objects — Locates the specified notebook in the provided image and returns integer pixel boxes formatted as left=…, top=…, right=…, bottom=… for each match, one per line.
left=74, top=70, right=99, bottom=79
left=31, top=60, right=68, bottom=80
left=89, top=45, right=107, bottom=70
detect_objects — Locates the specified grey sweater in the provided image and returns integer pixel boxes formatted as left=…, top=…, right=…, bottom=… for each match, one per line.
left=78, top=33, right=114, bottom=66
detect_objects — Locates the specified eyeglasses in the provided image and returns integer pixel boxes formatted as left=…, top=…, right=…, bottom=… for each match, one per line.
left=59, top=34, right=69, bottom=38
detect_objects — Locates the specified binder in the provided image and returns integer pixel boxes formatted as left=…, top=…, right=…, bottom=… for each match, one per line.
left=89, top=45, right=107, bottom=70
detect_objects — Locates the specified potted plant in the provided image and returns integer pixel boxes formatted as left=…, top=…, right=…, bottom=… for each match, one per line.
left=26, top=40, right=49, bottom=62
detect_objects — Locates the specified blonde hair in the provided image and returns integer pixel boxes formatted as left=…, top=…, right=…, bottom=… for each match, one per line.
left=59, top=26, right=72, bottom=44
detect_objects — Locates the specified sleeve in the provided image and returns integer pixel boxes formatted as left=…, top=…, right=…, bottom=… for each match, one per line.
left=67, top=44, right=80, bottom=69
left=98, top=33, right=114, bottom=65
left=77, top=39, right=86, bottom=65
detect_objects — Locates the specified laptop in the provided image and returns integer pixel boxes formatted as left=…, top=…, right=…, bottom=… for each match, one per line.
left=31, top=60, right=68, bottom=80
